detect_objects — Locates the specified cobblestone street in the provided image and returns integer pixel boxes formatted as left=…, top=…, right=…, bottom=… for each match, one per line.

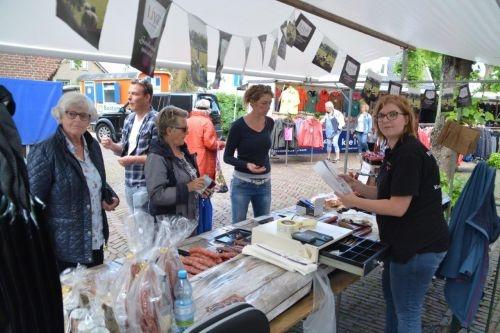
left=101, top=145, right=499, bottom=333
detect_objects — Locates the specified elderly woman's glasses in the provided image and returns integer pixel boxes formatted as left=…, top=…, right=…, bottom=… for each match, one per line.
left=376, top=111, right=404, bottom=122
left=171, top=126, right=188, bottom=133
left=65, top=110, right=91, bottom=121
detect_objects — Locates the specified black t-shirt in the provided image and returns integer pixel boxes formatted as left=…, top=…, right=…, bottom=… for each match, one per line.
left=376, top=134, right=449, bottom=263
left=223, top=116, right=274, bottom=174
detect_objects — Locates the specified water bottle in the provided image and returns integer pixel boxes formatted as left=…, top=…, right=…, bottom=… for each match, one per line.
left=174, top=269, right=195, bottom=332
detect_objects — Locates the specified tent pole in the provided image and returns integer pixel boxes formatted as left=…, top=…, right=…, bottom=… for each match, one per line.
left=343, top=88, right=353, bottom=173
left=275, top=0, right=415, bottom=50
left=401, top=48, right=408, bottom=80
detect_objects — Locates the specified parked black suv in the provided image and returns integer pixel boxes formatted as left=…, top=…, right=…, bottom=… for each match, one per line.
left=93, top=92, right=223, bottom=143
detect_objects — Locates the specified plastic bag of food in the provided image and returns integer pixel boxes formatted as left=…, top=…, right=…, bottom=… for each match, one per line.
left=123, top=210, right=156, bottom=256
left=111, top=259, right=144, bottom=331
left=61, top=264, right=94, bottom=332
left=153, top=216, right=197, bottom=292
left=126, top=263, right=173, bottom=333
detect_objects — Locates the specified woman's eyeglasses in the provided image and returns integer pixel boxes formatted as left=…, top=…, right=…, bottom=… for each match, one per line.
left=65, top=110, right=91, bottom=121
left=171, top=126, right=188, bottom=133
left=376, top=111, right=405, bottom=122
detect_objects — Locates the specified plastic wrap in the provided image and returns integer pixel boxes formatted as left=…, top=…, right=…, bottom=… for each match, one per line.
left=153, top=216, right=197, bottom=294
left=126, top=263, right=173, bottom=333
left=123, top=210, right=157, bottom=256
left=61, top=265, right=94, bottom=332
left=111, top=211, right=157, bottom=331
left=190, top=255, right=312, bottom=322
left=111, top=259, right=144, bottom=331
left=303, top=267, right=336, bottom=333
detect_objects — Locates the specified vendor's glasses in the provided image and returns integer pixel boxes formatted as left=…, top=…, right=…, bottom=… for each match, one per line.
left=65, top=110, right=91, bottom=121
left=376, top=111, right=405, bottom=122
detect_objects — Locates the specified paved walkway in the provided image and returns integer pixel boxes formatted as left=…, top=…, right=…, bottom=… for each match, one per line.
left=101, top=146, right=499, bottom=332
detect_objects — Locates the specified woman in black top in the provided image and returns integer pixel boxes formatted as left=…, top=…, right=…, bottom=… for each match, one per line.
left=337, top=95, right=448, bottom=332
left=224, top=85, right=274, bottom=223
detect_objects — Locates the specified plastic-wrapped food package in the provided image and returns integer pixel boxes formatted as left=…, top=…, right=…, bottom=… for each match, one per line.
left=111, top=211, right=158, bottom=331
left=61, top=265, right=93, bottom=331
left=126, top=263, right=173, bottom=333
left=190, top=255, right=312, bottom=322
left=153, top=216, right=197, bottom=296
left=111, top=259, right=143, bottom=331
left=124, top=210, right=156, bottom=256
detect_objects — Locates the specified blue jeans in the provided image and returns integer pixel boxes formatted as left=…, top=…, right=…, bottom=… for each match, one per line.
left=230, top=177, right=271, bottom=224
left=356, top=131, right=368, bottom=153
left=124, top=185, right=148, bottom=213
left=382, top=251, right=446, bottom=333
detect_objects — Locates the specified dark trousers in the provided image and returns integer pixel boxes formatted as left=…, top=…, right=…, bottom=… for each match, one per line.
left=57, top=247, right=104, bottom=274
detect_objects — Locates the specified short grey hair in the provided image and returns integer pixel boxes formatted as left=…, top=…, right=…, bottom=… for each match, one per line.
left=156, top=105, right=189, bottom=136
left=51, top=92, right=98, bottom=122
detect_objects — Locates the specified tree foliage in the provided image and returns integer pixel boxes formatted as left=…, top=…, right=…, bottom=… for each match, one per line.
left=394, top=49, right=442, bottom=86
left=215, top=92, right=246, bottom=135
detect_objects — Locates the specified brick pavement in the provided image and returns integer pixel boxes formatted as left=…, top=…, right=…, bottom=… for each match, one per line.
left=101, top=145, right=500, bottom=332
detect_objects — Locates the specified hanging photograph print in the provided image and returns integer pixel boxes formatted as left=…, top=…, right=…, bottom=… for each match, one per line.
left=388, top=81, right=402, bottom=95
left=441, top=87, right=455, bottom=111
left=457, top=84, right=472, bottom=107
left=278, top=35, right=287, bottom=60
left=241, top=36, right=252, bottom=73
left=422, top=89, right=436, bottom=110
left=268, top=30, right=279, bottom=70
left=278, top=21, right=287, bottom=60
left=407, top=87, right=421, bottom=110
left=312, top=36, right=337, bottom=73
left=130, top=0, right=172, bottom=76
left=212, top=31, right=232, bottom=89
left=339, top=55, right=360, bottom=90
left=188, top=14, right=208, bottom=87
left=361, top=70, right=382, bottom=102
left=258, top=35, right=267, bottom=66
left=56, top=0, right=109, bottom=48
left=286, top=13, right=297, bottom=47
left=293, top=14, right=316, bottom=52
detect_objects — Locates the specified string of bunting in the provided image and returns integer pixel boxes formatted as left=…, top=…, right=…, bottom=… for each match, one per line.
left=53, top=0, right=472, bottom=105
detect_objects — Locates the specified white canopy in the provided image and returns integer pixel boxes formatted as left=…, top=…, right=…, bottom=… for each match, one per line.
left=1, top=0, right=499, bottom=81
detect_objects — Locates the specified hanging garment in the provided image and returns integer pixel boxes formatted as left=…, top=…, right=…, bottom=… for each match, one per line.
left=329, top=90, right=343, bottom=111
left=0, top=100, right=64, bottom=333
left=275, top=87, right=282, bottom=112
left=316, top=89, right=330, bottom=113
left=297, top=86, right=308, bottom=112
left=271, top=118, right=297, bottom=150
left=297, top=118, right=323, bottom=148
left=294, top=117, right=305, bottom=135
left=437, top=121, right=480, bottom=155
left=279, top=86, right=300, bottom=115
left=474, top=128, right=492, bottom=160
left=305, top=90, right=318, bottom=113
left=437, top=162, right=500, bottom=328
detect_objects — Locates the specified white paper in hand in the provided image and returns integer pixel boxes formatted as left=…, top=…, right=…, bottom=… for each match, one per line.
left=313, top=160, right=353, bottom=195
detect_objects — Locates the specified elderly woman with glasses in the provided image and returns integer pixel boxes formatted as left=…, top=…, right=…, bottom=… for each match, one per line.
left=336, top=94, right=448, bottom=333
left=27, top=92, right=119, bottom=273
left=145, top=106, right=207, bottom=220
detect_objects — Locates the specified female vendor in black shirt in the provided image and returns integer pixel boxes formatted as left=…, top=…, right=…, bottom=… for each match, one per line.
left=337, top=95, right=448, bottom=333
left=224, top=85, right=274, bottom=223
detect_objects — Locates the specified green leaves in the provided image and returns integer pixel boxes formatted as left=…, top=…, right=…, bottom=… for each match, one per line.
left=487, top=153, right=500, bottom=169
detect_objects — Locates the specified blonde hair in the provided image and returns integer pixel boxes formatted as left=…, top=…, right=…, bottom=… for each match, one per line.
left=373, top=95, right=417, bottom=140
left=51, top=92, right=98, bottom=122
left=156, top=106, right=188, bottom=136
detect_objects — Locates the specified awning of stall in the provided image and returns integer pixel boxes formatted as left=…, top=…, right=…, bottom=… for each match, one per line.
left=0, top=0, right=499, bottom=81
